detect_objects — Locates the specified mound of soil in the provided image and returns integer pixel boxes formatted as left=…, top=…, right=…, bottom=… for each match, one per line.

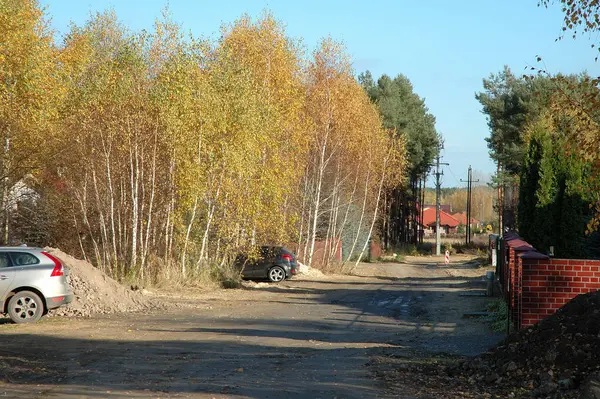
left=375, top=291, right=600, bottom=398
left=455, top=290, right=600, bottom=397
left=297, top=262, right=325, bottom=278
left=45, top=248, right=162, bottom=318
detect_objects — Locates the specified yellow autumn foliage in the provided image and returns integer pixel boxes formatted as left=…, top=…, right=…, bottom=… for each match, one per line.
left=0, top=4, right=408, bottom=281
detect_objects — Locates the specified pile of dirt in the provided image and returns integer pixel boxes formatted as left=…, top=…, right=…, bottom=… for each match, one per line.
left=297, top=262, right=325, bottom=278
left=453, top=290, right=600, bottom=397
left=369, top=352, right=488, bottom=399
left=45, top=248, right=162, bottom=318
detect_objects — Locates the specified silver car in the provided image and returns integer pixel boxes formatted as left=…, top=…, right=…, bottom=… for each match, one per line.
left=0, top=247, right=73, bottom=323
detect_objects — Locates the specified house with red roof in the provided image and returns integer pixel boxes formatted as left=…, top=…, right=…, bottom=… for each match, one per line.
left=424, top=204, right=452, bottom=214
left=420, top=206, right=460, bottom=235
left=452, top=212, right=481, bottom=229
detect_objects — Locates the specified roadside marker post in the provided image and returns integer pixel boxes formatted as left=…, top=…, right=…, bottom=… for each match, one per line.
left=445, top=250, right=450, bottom=264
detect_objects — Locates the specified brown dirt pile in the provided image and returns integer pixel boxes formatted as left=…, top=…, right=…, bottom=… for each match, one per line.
left=375, top=291, right=600, bottom=398
left=45, top=248, right=162, bottom=317
left=453, top=290, right=600, bottom=397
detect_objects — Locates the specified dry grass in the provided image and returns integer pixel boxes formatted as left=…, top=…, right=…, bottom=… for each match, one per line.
left=423, top=234, right=489, bottom=246
left=145, top=257, right=242, bottom=290
left=311, top=261, right=356, bottom=275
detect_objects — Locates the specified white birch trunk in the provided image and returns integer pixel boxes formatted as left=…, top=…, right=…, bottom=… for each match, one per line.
left=90, top=159, right=109, bottom=271
left=345, top=169, right=370, bottom=262
left=141, top=130, right=158, bottom=279
left=181, top=196, right=199, bottom=276
left=355, top=167, right=387, bottom=267
left=129, top=136, right=140, bottom=276
left=308, top=126, right=329, bottom=267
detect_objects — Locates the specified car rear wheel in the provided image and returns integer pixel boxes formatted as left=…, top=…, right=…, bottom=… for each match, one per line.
left=268, top=266, right=286, bottom=283
left=7, top=291, right=44, bottom=324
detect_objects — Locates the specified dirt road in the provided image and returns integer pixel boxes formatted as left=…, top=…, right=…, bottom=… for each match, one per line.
left=0, top=257, right=502, bottom=398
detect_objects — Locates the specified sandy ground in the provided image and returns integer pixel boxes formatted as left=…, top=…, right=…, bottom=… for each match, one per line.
left=0, top=256, right=502, bottom=398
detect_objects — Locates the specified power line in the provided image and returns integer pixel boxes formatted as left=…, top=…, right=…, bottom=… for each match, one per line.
left=447, top=166, right=465, bottom=187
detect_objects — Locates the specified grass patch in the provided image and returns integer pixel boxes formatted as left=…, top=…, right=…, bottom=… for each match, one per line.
left=484, top=298, right=511, bottom=332
left=150, top=259, right=242, bottom=290
left=452, top=241, right=487, bottom=256
left=312, top=258, right=384, bottom=275
left=378, top=243, right=433, bottom=261
left=378, top=254, right=406, bottom=263
left=315, top=261, right=355, bottom=275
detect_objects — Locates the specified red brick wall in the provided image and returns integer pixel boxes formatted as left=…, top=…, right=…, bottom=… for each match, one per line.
left=508, top=247, right=516, bottom=304
left=501, top=245, right=524, bottom=329
left=370, top=241, right=382, bottom=260
left=520, top=258, right=600, bottom=327
left=510, top=255, right=522, bottom=328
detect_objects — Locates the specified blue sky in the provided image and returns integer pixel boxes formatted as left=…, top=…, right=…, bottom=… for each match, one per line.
left=41, top=0, right=599, bottom=187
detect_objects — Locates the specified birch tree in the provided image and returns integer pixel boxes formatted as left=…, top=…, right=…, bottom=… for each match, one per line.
left=1, top=2, right=411, bottom=283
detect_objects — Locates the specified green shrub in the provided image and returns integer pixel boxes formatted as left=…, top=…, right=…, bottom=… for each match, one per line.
left=485, top=299, right=511, bottom=332
left=393, top=242, right=430, bottom=257
left=417, top=242, right=433, bottom=254
left=442, top=243, right=455, bottom=254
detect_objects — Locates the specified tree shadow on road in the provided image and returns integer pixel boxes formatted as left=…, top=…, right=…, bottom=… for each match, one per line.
left=0, top=274, right=503, bottom=398
left=0, top=331, right=393, bottom=398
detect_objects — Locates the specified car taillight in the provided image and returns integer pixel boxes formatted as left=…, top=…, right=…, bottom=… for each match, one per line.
left=282, top=254, right=293, bottom=263
left=42, top=252, right=64, bottom=277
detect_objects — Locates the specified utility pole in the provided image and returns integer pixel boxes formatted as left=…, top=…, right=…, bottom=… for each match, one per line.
left=421, top=175, right=426, bottom=245
left=461, top=165, right=479, bottom=244
left=435, top=156, right=449, bottom=256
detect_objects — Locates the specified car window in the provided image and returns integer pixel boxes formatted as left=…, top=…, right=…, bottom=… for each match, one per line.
left=261, top=246, right=280, bottom=259
left=0, top=252, right=10, bottom=268
left=9, top=252, right=40, bottom=266
left=260, top=247, right=271, bottom=257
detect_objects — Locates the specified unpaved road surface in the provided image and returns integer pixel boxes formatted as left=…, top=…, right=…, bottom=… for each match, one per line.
left=0, top=257, right=502, bottom=398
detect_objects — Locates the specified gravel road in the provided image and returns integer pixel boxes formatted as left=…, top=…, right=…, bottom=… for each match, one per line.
left=0, top=258, right=503, bottom=398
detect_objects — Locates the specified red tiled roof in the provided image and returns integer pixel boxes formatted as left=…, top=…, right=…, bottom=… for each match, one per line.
left=421, top=207, right=460, bottom=228
left=452, top=212, right=480, bottom=225
left=424, top=204, right=452, bottom=213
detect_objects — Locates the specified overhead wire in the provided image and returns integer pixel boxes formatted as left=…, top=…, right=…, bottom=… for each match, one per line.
left=447, top=166, right=465, bottom=188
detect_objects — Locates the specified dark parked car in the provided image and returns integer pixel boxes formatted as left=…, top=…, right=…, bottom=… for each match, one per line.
left=234, top=246, right=297, bottom=282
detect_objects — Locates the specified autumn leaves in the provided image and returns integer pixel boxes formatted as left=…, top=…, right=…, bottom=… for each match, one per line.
left=0, top=3, right=406, bottom=281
